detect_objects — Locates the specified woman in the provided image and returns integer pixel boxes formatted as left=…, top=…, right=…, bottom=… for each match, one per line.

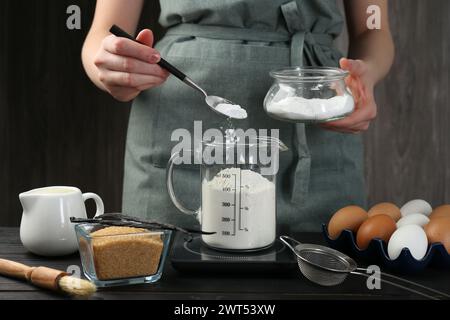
left=82, top=0, right=394, bottom=231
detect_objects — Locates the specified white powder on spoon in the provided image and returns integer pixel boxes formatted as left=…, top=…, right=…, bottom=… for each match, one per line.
left=215, top=103, right=248, bottom=119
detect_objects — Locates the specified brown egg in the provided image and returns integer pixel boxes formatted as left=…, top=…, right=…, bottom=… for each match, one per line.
left=424, top=217, right=450, bottom=253
left=328, top=205, right=368, bottom=239
left=356, top=214, right=397, bottom=250
left=430, top=205, right=450, bottom=220
left=368, top=202, right=401, bottom=222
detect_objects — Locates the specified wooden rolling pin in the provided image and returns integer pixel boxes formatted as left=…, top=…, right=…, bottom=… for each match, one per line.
left=0, top=258, right=96, bottom=297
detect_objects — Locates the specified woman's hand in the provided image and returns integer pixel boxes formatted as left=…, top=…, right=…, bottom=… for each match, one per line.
left=93, top=29, right=169, bottom=102
left=320, top=58, right=378, bottom=134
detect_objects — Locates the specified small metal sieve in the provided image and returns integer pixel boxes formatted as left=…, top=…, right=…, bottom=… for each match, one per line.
left=280, top=236, right=450, bottom=300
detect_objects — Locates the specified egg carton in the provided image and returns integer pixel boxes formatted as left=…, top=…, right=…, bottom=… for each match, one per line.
left=321, top=224, right=450, bottom=273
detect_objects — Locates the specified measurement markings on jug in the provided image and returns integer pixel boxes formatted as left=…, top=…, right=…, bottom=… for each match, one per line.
left=238, top=169, right=245, bottom=232
left=233, top=173, right=237, bottom=236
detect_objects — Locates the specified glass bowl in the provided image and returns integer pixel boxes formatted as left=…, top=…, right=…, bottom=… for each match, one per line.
left=75, top=223, right=172, bottom=287
left=263, top=67, right=354, bottom=123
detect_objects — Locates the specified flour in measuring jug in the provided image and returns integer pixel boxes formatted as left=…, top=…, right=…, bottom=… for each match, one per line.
left=201, top=167, right=276, bottom=250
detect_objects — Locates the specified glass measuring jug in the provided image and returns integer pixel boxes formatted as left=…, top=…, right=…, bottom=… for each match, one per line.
left=167, top=134, right=288, bottom=251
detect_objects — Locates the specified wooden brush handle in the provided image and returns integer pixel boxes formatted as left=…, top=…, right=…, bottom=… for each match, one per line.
left=0, top=259, right=67, bottom=291
left=0, top=258, right=33, bottom=280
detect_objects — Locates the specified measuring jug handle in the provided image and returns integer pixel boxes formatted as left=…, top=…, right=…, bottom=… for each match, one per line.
left=166, top=152, right=201, bottom=222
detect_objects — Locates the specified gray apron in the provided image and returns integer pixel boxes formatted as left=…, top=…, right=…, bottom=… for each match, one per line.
left=122, top=0, right=367, bottom=232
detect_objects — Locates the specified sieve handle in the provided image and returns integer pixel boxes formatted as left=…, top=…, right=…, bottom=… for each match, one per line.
left=279, top=236, right=303, bottom=258
left=354, top=268, right=450, bottom=300
left=351, top=270, right=444, bottom=300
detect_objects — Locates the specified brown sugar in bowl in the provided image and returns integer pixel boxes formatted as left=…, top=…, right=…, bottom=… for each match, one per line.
left=90, top=227, right=164, bottom=280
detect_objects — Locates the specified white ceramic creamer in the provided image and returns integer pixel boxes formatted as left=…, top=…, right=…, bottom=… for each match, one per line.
left=19, top=186, right=104, bottom=256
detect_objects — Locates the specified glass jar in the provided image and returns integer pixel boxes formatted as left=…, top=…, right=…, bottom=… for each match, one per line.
left=263, top=67, right=354, bottom=123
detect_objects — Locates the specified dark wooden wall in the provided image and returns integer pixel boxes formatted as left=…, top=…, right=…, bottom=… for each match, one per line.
left=364, top=0, right=450, bottom=206
left=0, top=0, right=162, bottom=226
left=0, top=1, right=449, bottom=226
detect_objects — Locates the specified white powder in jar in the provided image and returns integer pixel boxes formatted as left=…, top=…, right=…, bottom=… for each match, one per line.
left=215, top=103, right=248, bottom=119
left=266, top=95, right=354, bottom=121
left=201, top=167, right=276, bottom=250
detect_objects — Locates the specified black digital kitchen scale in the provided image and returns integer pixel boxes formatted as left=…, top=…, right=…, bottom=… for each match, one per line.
left=170, top=232, right=297, bottom=274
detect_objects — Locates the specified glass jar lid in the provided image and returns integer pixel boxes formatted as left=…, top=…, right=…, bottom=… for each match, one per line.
left=269, top=66, right=349, bottom=83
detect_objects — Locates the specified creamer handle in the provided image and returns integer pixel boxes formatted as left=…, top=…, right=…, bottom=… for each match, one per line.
left=82, top=193, right=104, bottom=217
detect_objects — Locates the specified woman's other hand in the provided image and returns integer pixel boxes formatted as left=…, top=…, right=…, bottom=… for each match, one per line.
left=320, top=58, right=378, bottom=134
left=93, top=29, right=169, bottom=102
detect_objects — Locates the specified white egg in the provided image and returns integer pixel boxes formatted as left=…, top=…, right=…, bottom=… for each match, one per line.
left=400, top=199, right=432, bottom=217
left=387, top=225, right=428, bottom=260
left=396, top=213, right=430, bottom=228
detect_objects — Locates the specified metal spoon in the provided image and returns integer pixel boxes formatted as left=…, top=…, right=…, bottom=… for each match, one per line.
left=110, top=25, right=246, bottom=119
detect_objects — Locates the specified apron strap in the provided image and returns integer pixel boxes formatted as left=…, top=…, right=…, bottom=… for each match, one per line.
left=281, top=0, right=312, bottom=205
left=165, top=23, right=333, bottom=46
left=281, top=0, right=306, bottom=66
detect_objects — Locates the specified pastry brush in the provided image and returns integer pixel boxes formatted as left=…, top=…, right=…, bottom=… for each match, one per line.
left=0, top=258, right=96, bottom=297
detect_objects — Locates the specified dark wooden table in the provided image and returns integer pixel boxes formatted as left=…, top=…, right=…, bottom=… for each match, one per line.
left=0, top=227, right=448, bottom=300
